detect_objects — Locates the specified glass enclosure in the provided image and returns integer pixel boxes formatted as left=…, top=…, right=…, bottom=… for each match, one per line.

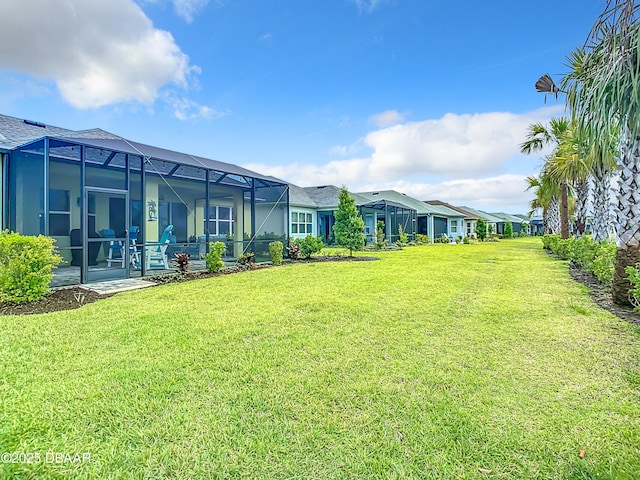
left=6, top=137, right=289, bottom=286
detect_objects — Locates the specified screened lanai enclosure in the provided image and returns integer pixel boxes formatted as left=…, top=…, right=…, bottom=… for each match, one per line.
left=4, top=136, right=288, bottom=286
left=360, top=200, right=416, bottom=244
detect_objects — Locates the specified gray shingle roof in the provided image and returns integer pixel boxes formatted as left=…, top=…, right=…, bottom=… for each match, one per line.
left=423, top=200, right=466, bottom=218
left=358, top=190, right=429, bottom=214
left=295, top=185, right=370, bottom=209
left=0, top=114, right=282, bottom=184
left=489, top=212, right=525, bottom=224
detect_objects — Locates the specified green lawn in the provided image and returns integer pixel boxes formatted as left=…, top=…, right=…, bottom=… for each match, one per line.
left=1, top=238, right=639, bottom=479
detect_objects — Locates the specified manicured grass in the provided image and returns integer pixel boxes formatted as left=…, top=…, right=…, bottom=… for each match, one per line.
left=1, top=238, right=639, bottom=479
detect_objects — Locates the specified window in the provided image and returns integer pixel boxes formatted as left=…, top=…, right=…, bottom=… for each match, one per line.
left=451, top=220, right=458, bottom=234
left=49, top=189, right=70, bottom=236
left=206, top=206, right=234, bottom=236
left=291, top=211, right=312, bottom=235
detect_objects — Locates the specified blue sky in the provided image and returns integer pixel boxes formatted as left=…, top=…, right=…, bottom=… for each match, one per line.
left=0, top=0, right=606, bottom=213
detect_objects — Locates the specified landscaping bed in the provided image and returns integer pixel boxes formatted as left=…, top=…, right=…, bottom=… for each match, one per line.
left=0, top=255, right=378, bottom=316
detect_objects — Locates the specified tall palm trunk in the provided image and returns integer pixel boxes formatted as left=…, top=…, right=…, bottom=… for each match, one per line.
left=574, top=179, right=589, bottom=237
left=560, top=182, right=570, bottom=239
left=591, top=166, right=612, bottom=243
left=612, top=133, right=640, bottom=306
left=547, top=198, right=561, bottom=234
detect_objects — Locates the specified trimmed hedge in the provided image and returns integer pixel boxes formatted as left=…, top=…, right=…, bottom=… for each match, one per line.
left=0, top=231, right=63, bottom=303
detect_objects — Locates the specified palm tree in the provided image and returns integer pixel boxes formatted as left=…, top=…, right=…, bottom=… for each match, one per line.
left=525, top=172, right=562, bottom=234
left=547, top=124, right=590, bottom=237
left=561, top=0, right=640, bottom=305
left=520, top=117, right=571, bottom=238
left=562, top=48, right=619, bottom=243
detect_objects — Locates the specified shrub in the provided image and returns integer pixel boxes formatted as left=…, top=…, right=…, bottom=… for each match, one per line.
left=504, top=222, right=513, bottom=238
left=205, top=241, right=226, bottom=273
left=0, top=231, right=63, bottom=303
left=416, top=233, right=429, bottom=244
left=268, top=241, right=283, bottom=265
left=592, top=241, right=616, bottom=285
left=463, top=236, right=470, bottom=245
left=286, top=242, right=300, bottom=259
left=398, top=225, right=408, bottom=244
left=542, top=234, right=561, bottom=251
left=476, top=219, right=487, bottom=241
left=376, top=221, right=386, bottom=249
left=567, top=235, right=599, bottom=270
left=434, top=234, right=450, bottom=244
left=625, top=263, right=640, bottom=308
left=172, top=253, right=190, bottom=276
left=296, top=235, right=324, bottom=259
left=238, top=252, right=255, bottom=265
left=455, top=236, right=463, bottom=244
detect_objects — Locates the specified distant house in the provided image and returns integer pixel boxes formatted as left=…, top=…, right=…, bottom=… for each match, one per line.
left=289, top=186, right=422, bottom=245
left=490, top=212, right=525, bottom=235
left=287, top=184, right=372, bottom=244
left=424, top=201, right=467, bottom=242
left=426, top=201, right=480, bottom=238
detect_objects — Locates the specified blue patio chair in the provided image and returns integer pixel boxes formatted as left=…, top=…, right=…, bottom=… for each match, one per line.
left=101, top=229, right=125, bottom=268
left=146, top=225, right=173, bottom=270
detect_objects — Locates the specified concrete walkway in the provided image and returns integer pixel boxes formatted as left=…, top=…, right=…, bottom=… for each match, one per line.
left=79, top=278, right=156, bottom=295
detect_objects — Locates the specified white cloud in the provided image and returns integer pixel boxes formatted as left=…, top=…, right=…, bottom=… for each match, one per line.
left=0, top=0, right=199, bottom=109
left=369, top=109, right=406, bottom=128
left=352, top=0, right=385, bottom=13
left=243, top=107, right=561, bottom=212
left=173, top=0, right=210, bottom=22
left=165, top=94, right=230, bottom=121
left=361, top=108, right=560, bottom=180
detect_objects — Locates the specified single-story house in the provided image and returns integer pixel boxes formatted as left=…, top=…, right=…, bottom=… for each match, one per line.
left=423, top=201, right=467, bottom=242
left=0, top=114, right=288, bottom=285
left=490, top=212, right=525, bottom=235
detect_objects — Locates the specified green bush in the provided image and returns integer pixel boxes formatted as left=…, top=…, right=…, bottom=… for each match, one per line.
left=542, top=234, right=560, bottom=251
left=268, top=241, right=283, bottom=265
left=398, top=225, right=408, bottom=244
left=567, top=236, right=599, bottom=270
left=205, top=241, right=226, bottom=273
left=504, top=222, right=513, bottom=238
left=376, top=221, right=386, bottom=249
left=476, top=219, right=487, bottom=241
left=238, top=252, right=255, bottom=265
left=625, top=263, right=640, bottom=308
left=592, top=241, right=616, bottom=285
left=434, top=234, right=450, bottom=244
left=0, top=231, right=63, bottom=303
left=416, top=234, right=429, bottom=244
left=462, top=236, right=470, bottom=245
left=295, top=235, right=324, bottom=259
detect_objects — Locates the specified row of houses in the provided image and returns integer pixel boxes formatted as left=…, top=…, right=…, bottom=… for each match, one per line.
left=288, top=185, right=531, bottom=244
left=0, top=114, right=529, bottom=286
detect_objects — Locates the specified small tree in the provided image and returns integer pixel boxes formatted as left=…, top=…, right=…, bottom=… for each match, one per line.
left=488, top=223, right=494, bottom=235
left=376, top=221, right=386, bottom=249
left=504, top=221, right=513, bottom=239
left=333, top=187, right=365, bottom=256
left=476, top=219, right=487, bottom=241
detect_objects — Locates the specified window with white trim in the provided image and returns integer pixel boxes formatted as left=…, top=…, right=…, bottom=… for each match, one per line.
left=206, top=206, right=234, bottom=236
left=451, top=220, right=458, bottom=234
left=291, top=211, right=313, bottom=234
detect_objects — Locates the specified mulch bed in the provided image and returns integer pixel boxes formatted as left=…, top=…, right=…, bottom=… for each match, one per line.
left=568, top=265, right=640, bottom=327
left=0, top=255, right=378, bottom=316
